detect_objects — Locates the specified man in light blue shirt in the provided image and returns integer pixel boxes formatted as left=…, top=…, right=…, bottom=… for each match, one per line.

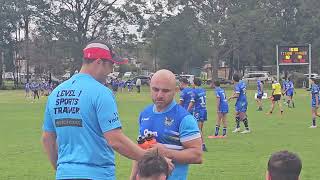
left=130, top=69, right=203, bottom=180
left=42, top=40, right=147, bottom=180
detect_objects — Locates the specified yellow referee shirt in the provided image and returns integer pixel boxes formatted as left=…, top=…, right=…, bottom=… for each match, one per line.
left=272, top=82, right=282, bottom=95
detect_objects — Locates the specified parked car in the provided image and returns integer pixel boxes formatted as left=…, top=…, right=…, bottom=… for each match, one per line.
left=206, top=78, right=233, bottom=85
left=179, top=74, right=195, bottom=84
left=125, top=75, right=151, bottom=86
left=242, top=72, right=272, bottom=83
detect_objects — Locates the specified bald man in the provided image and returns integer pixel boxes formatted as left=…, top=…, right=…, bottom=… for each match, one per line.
left=130, top=69, right=203, bottom=180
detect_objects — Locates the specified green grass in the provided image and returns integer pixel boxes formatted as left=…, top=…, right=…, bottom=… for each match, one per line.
left=0, top=88, right=320, bottom=180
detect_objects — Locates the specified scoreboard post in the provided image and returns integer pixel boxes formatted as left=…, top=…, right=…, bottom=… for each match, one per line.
left=276, top=44, right=312, bottom=87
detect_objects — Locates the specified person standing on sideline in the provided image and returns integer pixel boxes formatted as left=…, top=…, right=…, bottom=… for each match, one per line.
left=136, top=78, right=142, bottom=93
left=41, top=40, right=151, bottom=180
left=228, top=73, right=251, bottom=134
left=131, top=69, right=203, bottom=180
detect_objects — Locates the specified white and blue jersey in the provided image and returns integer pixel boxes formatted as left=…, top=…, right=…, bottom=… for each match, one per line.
left=138, top=101, right=201, bottom=180
left=257, top=80, right=263, bottom=97
left=311, top=84, right=319, bottom=107
left=234, top=81, right=248, bottom=112
left=215, top=87, right=229, bottom=113
left=42, top=73, right=122, bottom=180
left=179, top=87, right=195, bottom=113
left=193, top=88, right=207, bottom=121
left=286, top=81, right=294, bottom=96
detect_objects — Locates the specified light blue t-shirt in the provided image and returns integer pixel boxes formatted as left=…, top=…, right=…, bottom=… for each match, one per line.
left=42, top=73, right=122, bottom=180
left=138, top=101, right=201, bottom=180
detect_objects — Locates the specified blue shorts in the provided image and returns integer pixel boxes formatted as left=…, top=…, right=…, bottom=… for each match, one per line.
left=286, top=91, right=294, bottom=97
left=194, top=110, right=207, bottom=122
left=257, top=92, right=263, bottom=99
left=235, top=102, right=248, bottom=112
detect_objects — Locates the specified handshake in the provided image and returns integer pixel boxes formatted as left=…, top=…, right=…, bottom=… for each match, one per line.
left=137, top=133, right=157, bottom=149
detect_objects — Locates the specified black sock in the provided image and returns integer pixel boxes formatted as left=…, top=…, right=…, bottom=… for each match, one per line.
left=222, top=127, right=227, bottom=136
left=215, top=125, right=220, bottom=136
left=243, top=118, right=249, bottom=130
left=312, top=118, right=316, bottom=126
left=236, top=116, right=240, bottom=128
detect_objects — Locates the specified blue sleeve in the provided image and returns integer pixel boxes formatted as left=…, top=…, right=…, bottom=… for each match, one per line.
left=215, top=90, right=220, bottom=97
left=42, top=100, right=56, bottom=132
left=180, top=90, right=185, bottom=101
left=235, top=84, right=240, bottom=93
left=179, top=115, right=201, bottom=143
left=96, top=91, right=122, bottom=133
left=190, top=90, right=195, bottom=102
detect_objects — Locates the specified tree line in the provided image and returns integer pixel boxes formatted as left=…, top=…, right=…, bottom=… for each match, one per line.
left=1, top=0, right=320, bottom=87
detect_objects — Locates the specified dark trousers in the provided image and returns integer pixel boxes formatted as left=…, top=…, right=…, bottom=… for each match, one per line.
left=136, top=85, right=141, bottom=93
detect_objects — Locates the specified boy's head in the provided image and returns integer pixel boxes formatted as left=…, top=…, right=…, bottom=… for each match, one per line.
left=137, top=151, right=169, bottom=180
left=232, top=73, right=241, bottom=83
left=193, top=78, right=202, bottom=87
left=266, top=151, right=302, bottom=180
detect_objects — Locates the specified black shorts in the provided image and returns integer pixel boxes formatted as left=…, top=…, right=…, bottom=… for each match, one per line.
left=273, top=95, right=281, bottom=101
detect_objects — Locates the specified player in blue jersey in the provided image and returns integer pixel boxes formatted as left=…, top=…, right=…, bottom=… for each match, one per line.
left=41, top=40, right=151, bottom=180
left=179, top=78, right=195, bottom=113
left=131, top=69, right=202, bottom=180
left=209, top=80, right=228, bottom=137
left=283, top=77, right=295, bottom=108
left=282, top=77, right=289, bottom=104
left=310, top=78, right=319, bottom=128
left=192, top=78, right=208, bottom=151
left=256, top=80, right=264, bottom=111
left=228, top=73, right=251, bottom=134
left=25, top=82, right=30, bottom=98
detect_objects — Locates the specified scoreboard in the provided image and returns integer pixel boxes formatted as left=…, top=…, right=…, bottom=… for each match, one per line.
left=278, top=45, right=309, bottom=65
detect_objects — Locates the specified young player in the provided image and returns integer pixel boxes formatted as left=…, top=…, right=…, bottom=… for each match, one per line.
left=267, top=79, right=283, bottom=115
left=256, top=80, right=264, bottom=111
left=228, top=73, right=250, bottom=134
left=25, top=82, right=30, bottom=98
left=179, top=78, right=195, bottom=113
left=310, top=78, right=319, bottom=128
left=283, top=77, right=295, bottom=108
left=192, top=78, right=208, bottom=151
left=209, top=80, right=228, bottom=138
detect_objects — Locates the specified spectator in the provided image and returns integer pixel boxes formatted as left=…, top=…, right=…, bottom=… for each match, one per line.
left=136, top=78, right=142, bottom=93
left=266, top=150, right=302, bottom=180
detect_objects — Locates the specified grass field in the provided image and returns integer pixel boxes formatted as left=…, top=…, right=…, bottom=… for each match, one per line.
left=1, top=87, right=320, bottom=180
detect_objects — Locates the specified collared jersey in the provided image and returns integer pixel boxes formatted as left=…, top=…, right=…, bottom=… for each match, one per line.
left=138, top=101, right=201, bottom=180
left=42, top=73, right=122, bottom=180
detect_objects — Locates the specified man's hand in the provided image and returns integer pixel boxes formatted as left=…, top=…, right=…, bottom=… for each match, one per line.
left=164, top=157, right=175, bottom=175
left=150, top=143, right=168, bottom=156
